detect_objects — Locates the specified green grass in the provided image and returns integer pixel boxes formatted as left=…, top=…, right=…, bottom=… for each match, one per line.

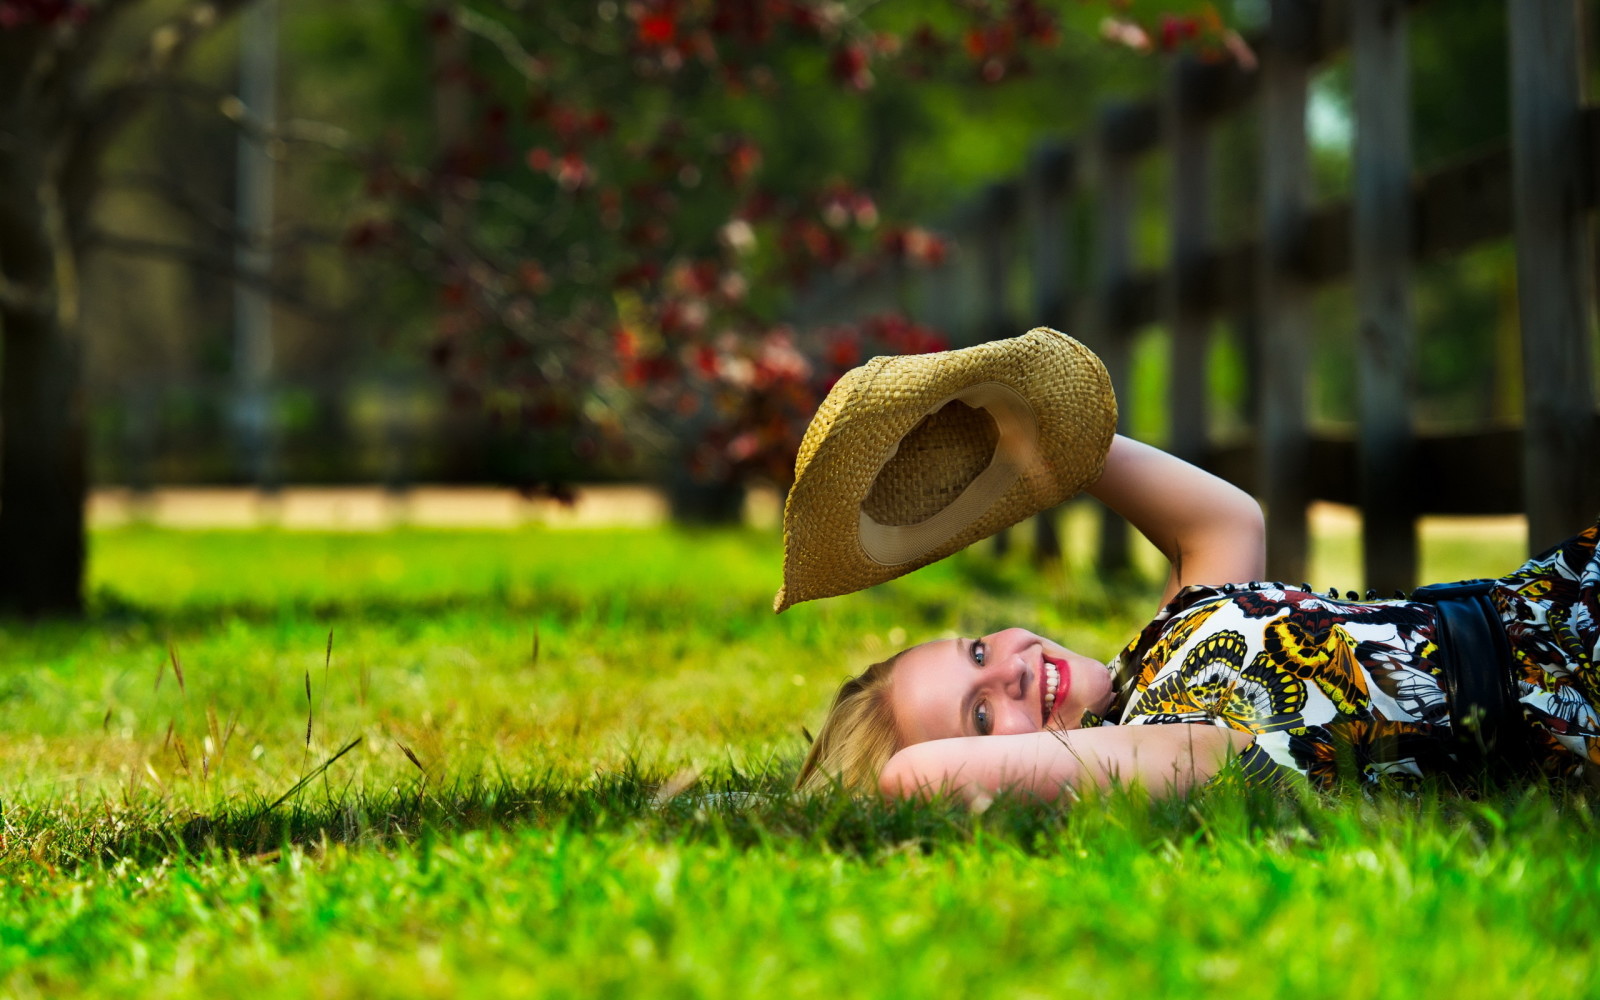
left=0, top=507, right=1584, bottom=998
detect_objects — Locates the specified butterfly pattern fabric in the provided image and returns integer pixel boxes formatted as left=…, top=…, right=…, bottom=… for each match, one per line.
left=1103, top=520, right=1600, bottom=789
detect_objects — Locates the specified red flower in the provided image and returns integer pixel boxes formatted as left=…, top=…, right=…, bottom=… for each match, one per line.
left=964, top=27, right=987, bottom=59
left=624, top=356, right=676, bottom=387
left=693, top=344, right=720, bottom=378
left=824, top=331, right=861, bottom=370
left=638, top=11, right=676, bottom=46
left=1159, top=15, right=1200, bottom=52
left=724, top=138, right=762, bottom=185
left=518, top=262, right=550, bottom=294
left=614, top=327, right=639, bottom=362
left=829, top=43, right=872, bottom=90
left=555, top=152, right=592, bottom=190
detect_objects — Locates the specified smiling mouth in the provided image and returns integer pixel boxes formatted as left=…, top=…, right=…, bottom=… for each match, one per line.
left=1041, top=655, right=1069, bottom=724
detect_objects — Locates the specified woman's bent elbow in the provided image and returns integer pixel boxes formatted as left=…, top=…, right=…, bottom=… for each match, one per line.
left=877, top=748, right=919, bottom=799
left=878, top=744, right=958, bottom=800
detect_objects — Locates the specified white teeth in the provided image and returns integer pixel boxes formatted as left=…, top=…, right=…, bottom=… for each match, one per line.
left=1043, top=662, right=1059, bottom=716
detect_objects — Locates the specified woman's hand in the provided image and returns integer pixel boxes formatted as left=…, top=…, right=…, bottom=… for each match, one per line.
left=878, top=724, right=1255, bottom=804
left=1086, top=435, right=1266, bottom=606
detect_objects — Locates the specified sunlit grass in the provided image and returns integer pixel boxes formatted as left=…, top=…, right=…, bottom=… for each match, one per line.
left=0, top=508, right=1585, bottom=998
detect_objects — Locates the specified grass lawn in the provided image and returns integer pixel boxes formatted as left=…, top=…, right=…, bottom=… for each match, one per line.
left=0, top=505, right=1593, bottom=998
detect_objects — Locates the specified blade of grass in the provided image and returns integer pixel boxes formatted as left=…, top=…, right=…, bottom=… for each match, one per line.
left=396, top=741, right=425, bottom=773
left=322, top=630, right=333, bottom=716
left=266, top=737, right=364, bottom=813
left=320, top=631, right=335, bottom=798
left=301, top=669, right=313, bottom=775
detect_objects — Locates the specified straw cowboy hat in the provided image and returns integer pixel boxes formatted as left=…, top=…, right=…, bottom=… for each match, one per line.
left=775, top=327, right=1117, bottom=612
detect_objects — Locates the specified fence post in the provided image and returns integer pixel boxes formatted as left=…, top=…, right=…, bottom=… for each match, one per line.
left=1352, top=0, right=1418, bottom=593
left=1257, top=0, right=1316, bottom=585
left=121, top=382, right=157, bottom=505
left=381, top=376, right=414, bottom=496
left=916, top=256, right=964, bottom=343
left=1028, top=142, right=1076, bottom=329
left=1165, top=55, right=1214, bottom=466
left=1090, top=109, right=1137, bottom=575
left=1508, top=0, right=1600, bottom=551
left=232, top=0, right=279, bottom=491
left=977, top=181, right=1022, bottom=556
left=1026, top=142, right=1077, bottom=563
left=977, top=180, right=1022, bottom=344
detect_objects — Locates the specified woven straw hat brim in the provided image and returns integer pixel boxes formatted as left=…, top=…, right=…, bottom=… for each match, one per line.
left=774, top=327, right=1116, bottom=612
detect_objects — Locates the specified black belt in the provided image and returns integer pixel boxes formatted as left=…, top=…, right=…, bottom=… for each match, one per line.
left=1410, top=579, right=1528, bottom=778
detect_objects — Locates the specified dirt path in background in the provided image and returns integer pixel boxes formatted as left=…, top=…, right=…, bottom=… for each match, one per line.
left=89, top=484, right=787, bottom=530
left=89, top=487, right=1522, bottom=549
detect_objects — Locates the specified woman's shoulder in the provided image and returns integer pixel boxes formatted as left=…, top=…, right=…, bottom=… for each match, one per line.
left=1106, top=581, right=1264, bottom=695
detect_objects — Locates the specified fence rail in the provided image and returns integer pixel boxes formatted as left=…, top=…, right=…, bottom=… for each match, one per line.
left=90, top=375, right=606, bottom=492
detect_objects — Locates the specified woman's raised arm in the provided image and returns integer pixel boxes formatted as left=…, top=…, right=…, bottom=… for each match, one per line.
left=878, top=724, right=1254, bottom=804
left=1086, top=435, right=1266, bottom=606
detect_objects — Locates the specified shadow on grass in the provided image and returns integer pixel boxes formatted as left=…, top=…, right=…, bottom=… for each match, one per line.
left=0, top=585, right=893, bottom=660
left=11, top=755, right=1590, bottom=877
left=0, top=766, right=1239, bottom=872
left=84, top=589, right=781, bottom=630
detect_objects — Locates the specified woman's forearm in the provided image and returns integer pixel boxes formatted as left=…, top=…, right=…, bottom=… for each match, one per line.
left=878, top=724, right=1254, bottom=804
left=1086, top=435, right=1266, bottom=602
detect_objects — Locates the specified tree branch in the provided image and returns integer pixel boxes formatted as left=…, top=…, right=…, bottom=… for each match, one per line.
left=31, top=0, right=145, bottom=119
left=454, top=6, right=544, bottom=82
left=86, top=230, right=337, bottom=319
left=125, top=0, right=260, bottom=86
left=217, top=101, right=355, bottom=154
left=0, top=275, right=45, bottom=317
left=105, top=169, right=238, bottom=241
left=104, top=164, right=354, bottom=254
left=0, top=21, right=51, bottom=106
left=59, top=0, right=262, bottom=249
left=79, top=74, right=355, bottom=153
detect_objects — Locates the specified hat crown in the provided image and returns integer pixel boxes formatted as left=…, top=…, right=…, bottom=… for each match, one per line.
left=775, top=327, right=1117, bottom=612
left=861, top=399, right=998, bottom=527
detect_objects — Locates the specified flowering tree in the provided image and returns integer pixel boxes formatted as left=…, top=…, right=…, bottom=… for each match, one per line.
left=364, top=0, right=1245, bottom=514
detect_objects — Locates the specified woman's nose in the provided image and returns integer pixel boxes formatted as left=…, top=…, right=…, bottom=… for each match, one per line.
left=987, top=644, right=1031, bottom=700
left=1005, top=660, right=1030, bottom=702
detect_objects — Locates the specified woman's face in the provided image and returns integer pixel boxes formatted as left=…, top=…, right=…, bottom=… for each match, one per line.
left=888, top=627, right=1113, bottom=746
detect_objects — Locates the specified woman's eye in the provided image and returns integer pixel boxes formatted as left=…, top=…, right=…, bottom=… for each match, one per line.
left=971, top=640, right=987, bottom=666
left=973, top=701, right=993, bottom=736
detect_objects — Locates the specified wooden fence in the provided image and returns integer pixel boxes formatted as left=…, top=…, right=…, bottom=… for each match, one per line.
left=797, top=0, right=1600, bottom=593
left=92, top=374, right=602, bottom=494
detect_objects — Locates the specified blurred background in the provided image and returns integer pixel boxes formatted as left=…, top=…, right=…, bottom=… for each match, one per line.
left=3, top=0, right=1594, bottom=614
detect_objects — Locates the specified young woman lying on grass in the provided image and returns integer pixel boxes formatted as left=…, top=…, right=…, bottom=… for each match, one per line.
left=782, top=332, right=1599, bottom=804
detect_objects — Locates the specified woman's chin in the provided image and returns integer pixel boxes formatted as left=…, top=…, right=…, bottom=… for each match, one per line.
left=1066, top=655, right=1114, bottom=722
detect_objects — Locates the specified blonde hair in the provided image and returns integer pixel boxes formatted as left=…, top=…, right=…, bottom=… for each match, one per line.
left=795, top=653, right=903, bottom=794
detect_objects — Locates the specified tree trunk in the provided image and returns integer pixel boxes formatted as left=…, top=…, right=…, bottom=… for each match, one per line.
left=0, top=0, right=261, bottom=616
left=0, top=175, right=87, bottom=616
left=0, top=301, right=87, bottom=616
